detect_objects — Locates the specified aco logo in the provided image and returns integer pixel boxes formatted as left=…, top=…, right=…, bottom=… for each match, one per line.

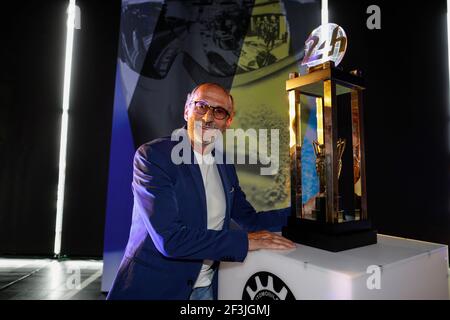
left=242, top=272, right=295, bottom=301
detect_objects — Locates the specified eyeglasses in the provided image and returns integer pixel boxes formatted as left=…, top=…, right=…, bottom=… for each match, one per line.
left=192, top=100, right=230, bottom=120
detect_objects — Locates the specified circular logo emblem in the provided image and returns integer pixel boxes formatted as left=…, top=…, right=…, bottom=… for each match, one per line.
left=301, top=23, right=347, bottom=68
left=242, top=272, right=295, bottom=301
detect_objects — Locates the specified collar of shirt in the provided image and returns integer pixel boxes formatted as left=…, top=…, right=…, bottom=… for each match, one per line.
left=193, top=148, right=215, bottom=166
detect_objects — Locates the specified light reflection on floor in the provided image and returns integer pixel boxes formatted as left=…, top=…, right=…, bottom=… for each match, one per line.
left=0, top=258, right=105, bottom=300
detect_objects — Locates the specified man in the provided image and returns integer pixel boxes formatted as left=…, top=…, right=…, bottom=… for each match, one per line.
left=107, top=83, right=295, bottom=300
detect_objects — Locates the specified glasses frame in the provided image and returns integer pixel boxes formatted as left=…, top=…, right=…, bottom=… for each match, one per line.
left=192, top=100, right=231, bottom=120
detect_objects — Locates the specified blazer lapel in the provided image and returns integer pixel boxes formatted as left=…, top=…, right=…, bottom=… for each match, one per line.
left=177, top=127, right=207, bottom=227
left=186, top=151, right=208, bottom=228
left=216, top=157, right=232, bottom=228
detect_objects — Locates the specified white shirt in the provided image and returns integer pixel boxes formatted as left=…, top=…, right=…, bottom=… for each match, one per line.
left=192, top=149, right=226, bottom=288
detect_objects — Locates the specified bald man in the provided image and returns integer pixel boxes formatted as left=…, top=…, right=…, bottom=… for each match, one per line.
left=107, top=83, right=294, bottom=300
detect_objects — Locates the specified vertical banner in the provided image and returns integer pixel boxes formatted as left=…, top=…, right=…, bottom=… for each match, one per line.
left=102, top=0, right=320, bottom=292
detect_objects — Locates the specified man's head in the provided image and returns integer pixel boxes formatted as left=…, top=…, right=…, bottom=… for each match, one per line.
left=184, top=83, right=234, bottom=151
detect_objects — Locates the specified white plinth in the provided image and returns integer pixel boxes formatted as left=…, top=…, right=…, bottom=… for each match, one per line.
left=218, top=234, right=449, bottom=300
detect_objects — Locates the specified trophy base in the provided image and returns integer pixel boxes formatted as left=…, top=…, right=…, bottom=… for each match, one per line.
left=282, top=218, right=377, bottom=252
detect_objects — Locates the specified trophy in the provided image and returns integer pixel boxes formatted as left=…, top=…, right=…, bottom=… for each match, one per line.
left=282, top=23, right=377, bottom=251
left=311, top=138, right=346, bottom=222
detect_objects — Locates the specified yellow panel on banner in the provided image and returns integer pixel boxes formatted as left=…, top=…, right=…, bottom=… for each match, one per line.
left=228, top=0, right=304, bottom=212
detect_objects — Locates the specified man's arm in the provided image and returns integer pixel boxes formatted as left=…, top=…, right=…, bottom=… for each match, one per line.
left=228, top=166, right=290, bottom=232
left=228, top=166, right=295, bottom=251
left=133, top=144, right=248, bottom=262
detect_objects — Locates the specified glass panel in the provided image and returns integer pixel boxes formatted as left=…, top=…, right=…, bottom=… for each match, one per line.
left=336, top=90, right=360, bottom=222
left=299, top=94, right=321, bottom=221
left=351, top=88, right=363, bottom=221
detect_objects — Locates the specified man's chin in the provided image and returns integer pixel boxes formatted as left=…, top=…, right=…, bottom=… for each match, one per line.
left=191, top=135, right=213, bottom=147
left=200, top=138, right=215, bottom=147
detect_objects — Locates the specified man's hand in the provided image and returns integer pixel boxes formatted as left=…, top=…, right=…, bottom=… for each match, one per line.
left=248, top=230, right=296, bottom=251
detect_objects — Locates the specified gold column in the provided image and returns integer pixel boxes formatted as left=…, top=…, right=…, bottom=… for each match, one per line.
left=288, top=89, right=302, bottom=218
left=316, top=97, right=324, bottom=145
left=323, top=80, right=339, bottom=223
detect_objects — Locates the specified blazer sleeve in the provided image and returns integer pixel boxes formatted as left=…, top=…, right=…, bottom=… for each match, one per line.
left=228, top=165, right=290, bottom=232
left=132, top=144, right=248, bottom=262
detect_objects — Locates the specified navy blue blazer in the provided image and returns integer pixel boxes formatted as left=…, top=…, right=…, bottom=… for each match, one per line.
left=107, top=131, right=289, bottom=300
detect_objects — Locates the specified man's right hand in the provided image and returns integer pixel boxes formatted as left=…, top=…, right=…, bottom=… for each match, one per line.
left=248, top=230, right=296, bottom=251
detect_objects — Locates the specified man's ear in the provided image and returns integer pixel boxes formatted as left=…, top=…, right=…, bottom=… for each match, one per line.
left=184, top=93, right=191, bottom=121
left=184, top=106, right=189, bottom=121
left=226, top=95, right=235, bottom=128
left=225, top=115, right=233, bottom=128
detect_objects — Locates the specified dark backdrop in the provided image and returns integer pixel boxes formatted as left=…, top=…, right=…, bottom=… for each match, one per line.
left=0, top=0, right=121, bottom=257
left=331, top=0, right=450, bottom=245
left=0, top=0, right=448, bottom=257
left=0, top=0, right=66, bottom=255
left=59, top=0, right=121, bottom=257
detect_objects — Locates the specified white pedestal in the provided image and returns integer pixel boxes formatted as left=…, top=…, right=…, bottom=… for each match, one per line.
left=218, top=234, right=449, bottom=300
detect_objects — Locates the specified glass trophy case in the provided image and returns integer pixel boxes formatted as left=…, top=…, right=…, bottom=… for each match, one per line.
left=282, top=61, right=377, bottom=252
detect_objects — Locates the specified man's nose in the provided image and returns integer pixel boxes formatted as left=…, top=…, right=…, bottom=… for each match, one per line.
left=202, top=108, right=214, bottom=122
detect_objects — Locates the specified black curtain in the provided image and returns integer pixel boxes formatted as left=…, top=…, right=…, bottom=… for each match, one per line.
left=0, top=0, right=120, bottom=257
left=59, top=0, right=121, bottom=257
left=331, top=0, right=450, bottom=246
left=0, top=0, right=66, bottom=255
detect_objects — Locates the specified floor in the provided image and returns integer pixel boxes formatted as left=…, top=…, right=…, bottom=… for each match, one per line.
left=0, top=258, right=106, bottom=300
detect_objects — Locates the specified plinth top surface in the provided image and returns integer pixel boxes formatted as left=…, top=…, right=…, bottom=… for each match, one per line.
left=259, top=234, right=448, bottom=278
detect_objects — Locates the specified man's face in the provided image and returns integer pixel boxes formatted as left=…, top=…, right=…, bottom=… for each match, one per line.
left=184, top=84, right=234, bottom=148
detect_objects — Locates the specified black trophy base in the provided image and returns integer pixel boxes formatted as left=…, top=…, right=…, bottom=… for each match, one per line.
left=282, top=218, right=377, bottom=252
